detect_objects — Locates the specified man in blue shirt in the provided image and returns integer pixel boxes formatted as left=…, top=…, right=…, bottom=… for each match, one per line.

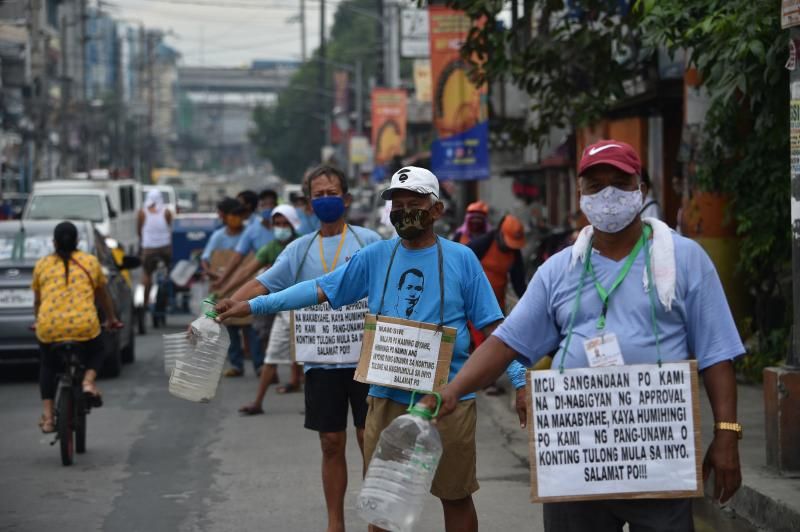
left=216, top=166, right=381, bottom=532
left=427, top=140, right=745, bottom=532
left=217, top=166, right=505, bottom=532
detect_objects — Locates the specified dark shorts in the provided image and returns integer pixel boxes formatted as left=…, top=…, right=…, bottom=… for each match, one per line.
left=39, top=336, right=105, bottom=400
left=304, top=367, right=369, bottom=433
left=142, top=246, right=172, bottom=275
left=543, top=498, right=694, bottom=532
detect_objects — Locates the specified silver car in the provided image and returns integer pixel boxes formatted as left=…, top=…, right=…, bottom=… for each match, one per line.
left=0, top=220, right=139, bottom=377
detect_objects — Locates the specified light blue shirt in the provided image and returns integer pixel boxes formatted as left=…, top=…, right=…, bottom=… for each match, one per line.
left=236, top=221, right=274, bottom=255
left=201, top=227, right=243, bottom=261
left=495, top=233, right=744, bottom=374
left=257, top=225, right=381, bottom=372
left=318, top=237, right=504, bottom=406
left=296, top=210, right=321, bottom=236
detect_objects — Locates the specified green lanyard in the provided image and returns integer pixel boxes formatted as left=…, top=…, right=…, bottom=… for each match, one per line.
left=588, top=225, right=651, bottom=330
left=557, top=224, right=661, bottom=373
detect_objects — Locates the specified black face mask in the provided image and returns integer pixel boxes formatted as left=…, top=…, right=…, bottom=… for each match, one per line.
left=390, top=207, right=433, bottom=240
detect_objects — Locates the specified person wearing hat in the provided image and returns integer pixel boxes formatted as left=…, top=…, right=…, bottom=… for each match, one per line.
left=452, top=200, right=491, bottom=244
left=138, top=188, right=173, bottom=312
left=214, top=165, right=381, bottom=532
left=216, top=166, right=505, bottom=532
left=423, top=140, right=745, bottom=532
left=466, top=214, right=528, bottom=396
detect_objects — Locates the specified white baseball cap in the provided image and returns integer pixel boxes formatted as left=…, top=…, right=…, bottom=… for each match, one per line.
left=380, top=166, right=440, bottom=200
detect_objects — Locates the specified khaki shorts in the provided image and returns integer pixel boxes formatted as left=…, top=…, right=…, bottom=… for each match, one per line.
left=364, top=396, right=479, bottom=500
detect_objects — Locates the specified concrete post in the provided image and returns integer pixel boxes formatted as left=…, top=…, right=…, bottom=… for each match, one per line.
left=763, top=25, right=800, bottom=475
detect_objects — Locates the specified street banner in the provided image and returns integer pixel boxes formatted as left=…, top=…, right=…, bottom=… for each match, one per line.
left=289, top=299, right=369, bottom=364
left=428, top=5, right=490, bottom=181
left=371, top=88, right=408, bottom=165
left=413, top=60, right=432, bottom=103
left=355, top=314, right=454, bottom=392
left=349, top=135, right=371, bottom=165
left=526, top=361, right=702, bottom=502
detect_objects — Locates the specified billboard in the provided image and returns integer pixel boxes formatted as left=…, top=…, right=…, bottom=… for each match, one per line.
left=371, top=88, right=408, bottom=165
left=428, top=6, right=490, bottom=181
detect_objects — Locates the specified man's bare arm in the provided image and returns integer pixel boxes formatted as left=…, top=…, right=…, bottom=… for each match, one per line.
left=702, top=360, right=742, bottom=503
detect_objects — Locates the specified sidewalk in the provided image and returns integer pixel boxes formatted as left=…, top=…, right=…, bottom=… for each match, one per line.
left=481, top=375, right=800, bottom=532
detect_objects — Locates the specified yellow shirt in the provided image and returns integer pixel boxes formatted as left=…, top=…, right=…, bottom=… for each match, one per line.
left=32, top=251, right=107, bottom=343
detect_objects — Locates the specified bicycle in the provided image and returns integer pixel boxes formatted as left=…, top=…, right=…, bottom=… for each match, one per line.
left=49, top=342, right=102, bottom=466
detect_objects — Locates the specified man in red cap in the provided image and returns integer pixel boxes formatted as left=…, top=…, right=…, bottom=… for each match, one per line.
left=452, top=200, right=490, bottom=245
left=428, top=139, right=745, bottom=532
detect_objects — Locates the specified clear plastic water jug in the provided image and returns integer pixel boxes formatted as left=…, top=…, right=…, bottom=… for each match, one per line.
left=169, top=259, right=197, bottom=287
left=357, top=392, right=443, bottom=532
left=168, top=311, right=230, bottom=402
left=162, top=332, right=190, bottom=376
left=199, top=296, right=216, bottom=316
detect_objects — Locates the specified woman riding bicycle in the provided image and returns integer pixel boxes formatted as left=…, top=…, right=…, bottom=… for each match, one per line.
left=32, top=222, right=122, bottom=433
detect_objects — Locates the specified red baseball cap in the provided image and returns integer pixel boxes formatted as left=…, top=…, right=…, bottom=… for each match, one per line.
left=578, top=140, right=642, bottom=177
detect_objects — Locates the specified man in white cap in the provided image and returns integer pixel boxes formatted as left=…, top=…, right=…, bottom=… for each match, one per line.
left=138, top=188, right=172, bottom=312
left=217, top=166, right=505, bottom=532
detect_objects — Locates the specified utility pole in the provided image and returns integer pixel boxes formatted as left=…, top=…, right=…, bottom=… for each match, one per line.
left=319, top=0, right=329, bottom=149
left=386, top=1, right=400, bottom=88
left=27, top=0, right=47, bottom=181
left=355, top=59, right=363, bottom=136
left=300, top=0, right=307, bottom=62
left=146, top=31, right=155, bottom=183
left=59, top=12, right=71, bottom=177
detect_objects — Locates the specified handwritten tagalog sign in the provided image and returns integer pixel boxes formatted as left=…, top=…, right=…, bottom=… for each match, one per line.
left=355, top=314, right=455, bottom=392
left=290, top=299, right=368, bottom=364
left=526, top=361, right=702, bottom=502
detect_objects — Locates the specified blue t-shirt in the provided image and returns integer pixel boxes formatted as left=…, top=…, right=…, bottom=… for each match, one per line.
left=318, top=237, right=504, bottom=406
left=236, top=221, right=274, bottom=255
left=494, top=233, right=744, bottom=371
left=257, top=225, right=382, bottom=371
left=201, top=227, right=243, bottom=261
left=297, top=210, right=321, bottom=236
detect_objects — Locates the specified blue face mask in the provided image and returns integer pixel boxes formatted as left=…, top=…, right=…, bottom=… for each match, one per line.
left=311, top=196, right=345, bottom=223
left=261, top=208, right=273, bottom=220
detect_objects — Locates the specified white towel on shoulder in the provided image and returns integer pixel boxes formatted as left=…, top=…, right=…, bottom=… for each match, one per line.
left=569, top=218, right=676, bottom=311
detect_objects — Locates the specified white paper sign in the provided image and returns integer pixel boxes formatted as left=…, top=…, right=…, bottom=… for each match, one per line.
left=365, top=320, right=443, bottom=390
left=528, top=362, right=701, bottom=501
left=291, top=299, right=368, bottom=364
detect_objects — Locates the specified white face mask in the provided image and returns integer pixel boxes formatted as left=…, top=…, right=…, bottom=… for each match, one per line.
left=273, top=226, right=293, bottom=242
left=580, top=186, right=643, bottom=233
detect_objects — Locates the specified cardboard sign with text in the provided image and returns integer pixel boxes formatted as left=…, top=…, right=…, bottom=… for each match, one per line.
left=209, top=249, right=254, bottom=326
left=526, top=361, right=702, bottom=502
left=289, top=299, right=368, bottom=364
left=354, top=314, right=455, bottom=392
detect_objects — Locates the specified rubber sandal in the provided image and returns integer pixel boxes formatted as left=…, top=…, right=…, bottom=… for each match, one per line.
left=238, top=404, right=264, bottom=416
left=38, top=415, right=55, bottom=434
left=276, top=383, right=301, bottom=394
left=82, top=382, right=104, bottom=408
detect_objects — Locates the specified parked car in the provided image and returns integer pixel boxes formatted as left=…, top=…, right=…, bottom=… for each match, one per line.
left=0, top=220, right=140, bottom=377
left=23, top=177, right=142, bottom=254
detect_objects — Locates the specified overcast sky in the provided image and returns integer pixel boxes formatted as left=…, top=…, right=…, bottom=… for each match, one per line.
left=107, top=0, right=343, bottom=67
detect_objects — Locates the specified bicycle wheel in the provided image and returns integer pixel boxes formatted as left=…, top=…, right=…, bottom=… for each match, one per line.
left=75, top=390, right=87, bottom=454
left=57, top=388, right=75, bottom=466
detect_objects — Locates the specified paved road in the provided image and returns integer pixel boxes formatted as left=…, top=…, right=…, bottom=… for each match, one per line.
left=0, top=316, right=541, bottom=531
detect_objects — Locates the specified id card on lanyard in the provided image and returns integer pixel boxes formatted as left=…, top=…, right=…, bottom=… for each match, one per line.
left=354, top=238, right=456, bottom=392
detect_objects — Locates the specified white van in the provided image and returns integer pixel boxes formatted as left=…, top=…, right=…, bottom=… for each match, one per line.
left=23, top=179, right=142, bottom=254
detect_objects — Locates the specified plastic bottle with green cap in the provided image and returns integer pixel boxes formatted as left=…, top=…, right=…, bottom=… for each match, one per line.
left=357, top=391, right=443, bottom=531
left=168, top=307, right=230, bottom=403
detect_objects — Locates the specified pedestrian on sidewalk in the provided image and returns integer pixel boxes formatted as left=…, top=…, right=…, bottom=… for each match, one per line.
left=217, top=166, right=509, bottom=532
left=215, top=165, right=381, bottom=532
left=467, top=214, right=528, bottom=396
left=452, top=200, right=490, bottom=245
left=430, top=140, right=745, bottom=532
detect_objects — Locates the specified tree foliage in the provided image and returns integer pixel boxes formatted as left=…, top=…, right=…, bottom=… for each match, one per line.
left=641, top=0, right=791, bottom=372
left=249, top=0, right=380, bottom=181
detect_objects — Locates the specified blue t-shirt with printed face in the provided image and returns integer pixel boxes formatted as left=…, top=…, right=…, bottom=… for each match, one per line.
left=257, top=225, right=382, bottom=371
left=317, top=237, right=504, bottom=406
left=494, top=232, right=745, bottom=371
left=236, top=221, right=274, bottom=255
left=201, top=227, right=243, bottom=261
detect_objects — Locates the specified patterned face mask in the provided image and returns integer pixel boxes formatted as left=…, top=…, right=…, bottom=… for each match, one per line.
left=580, top=186, right=643, bottom=233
